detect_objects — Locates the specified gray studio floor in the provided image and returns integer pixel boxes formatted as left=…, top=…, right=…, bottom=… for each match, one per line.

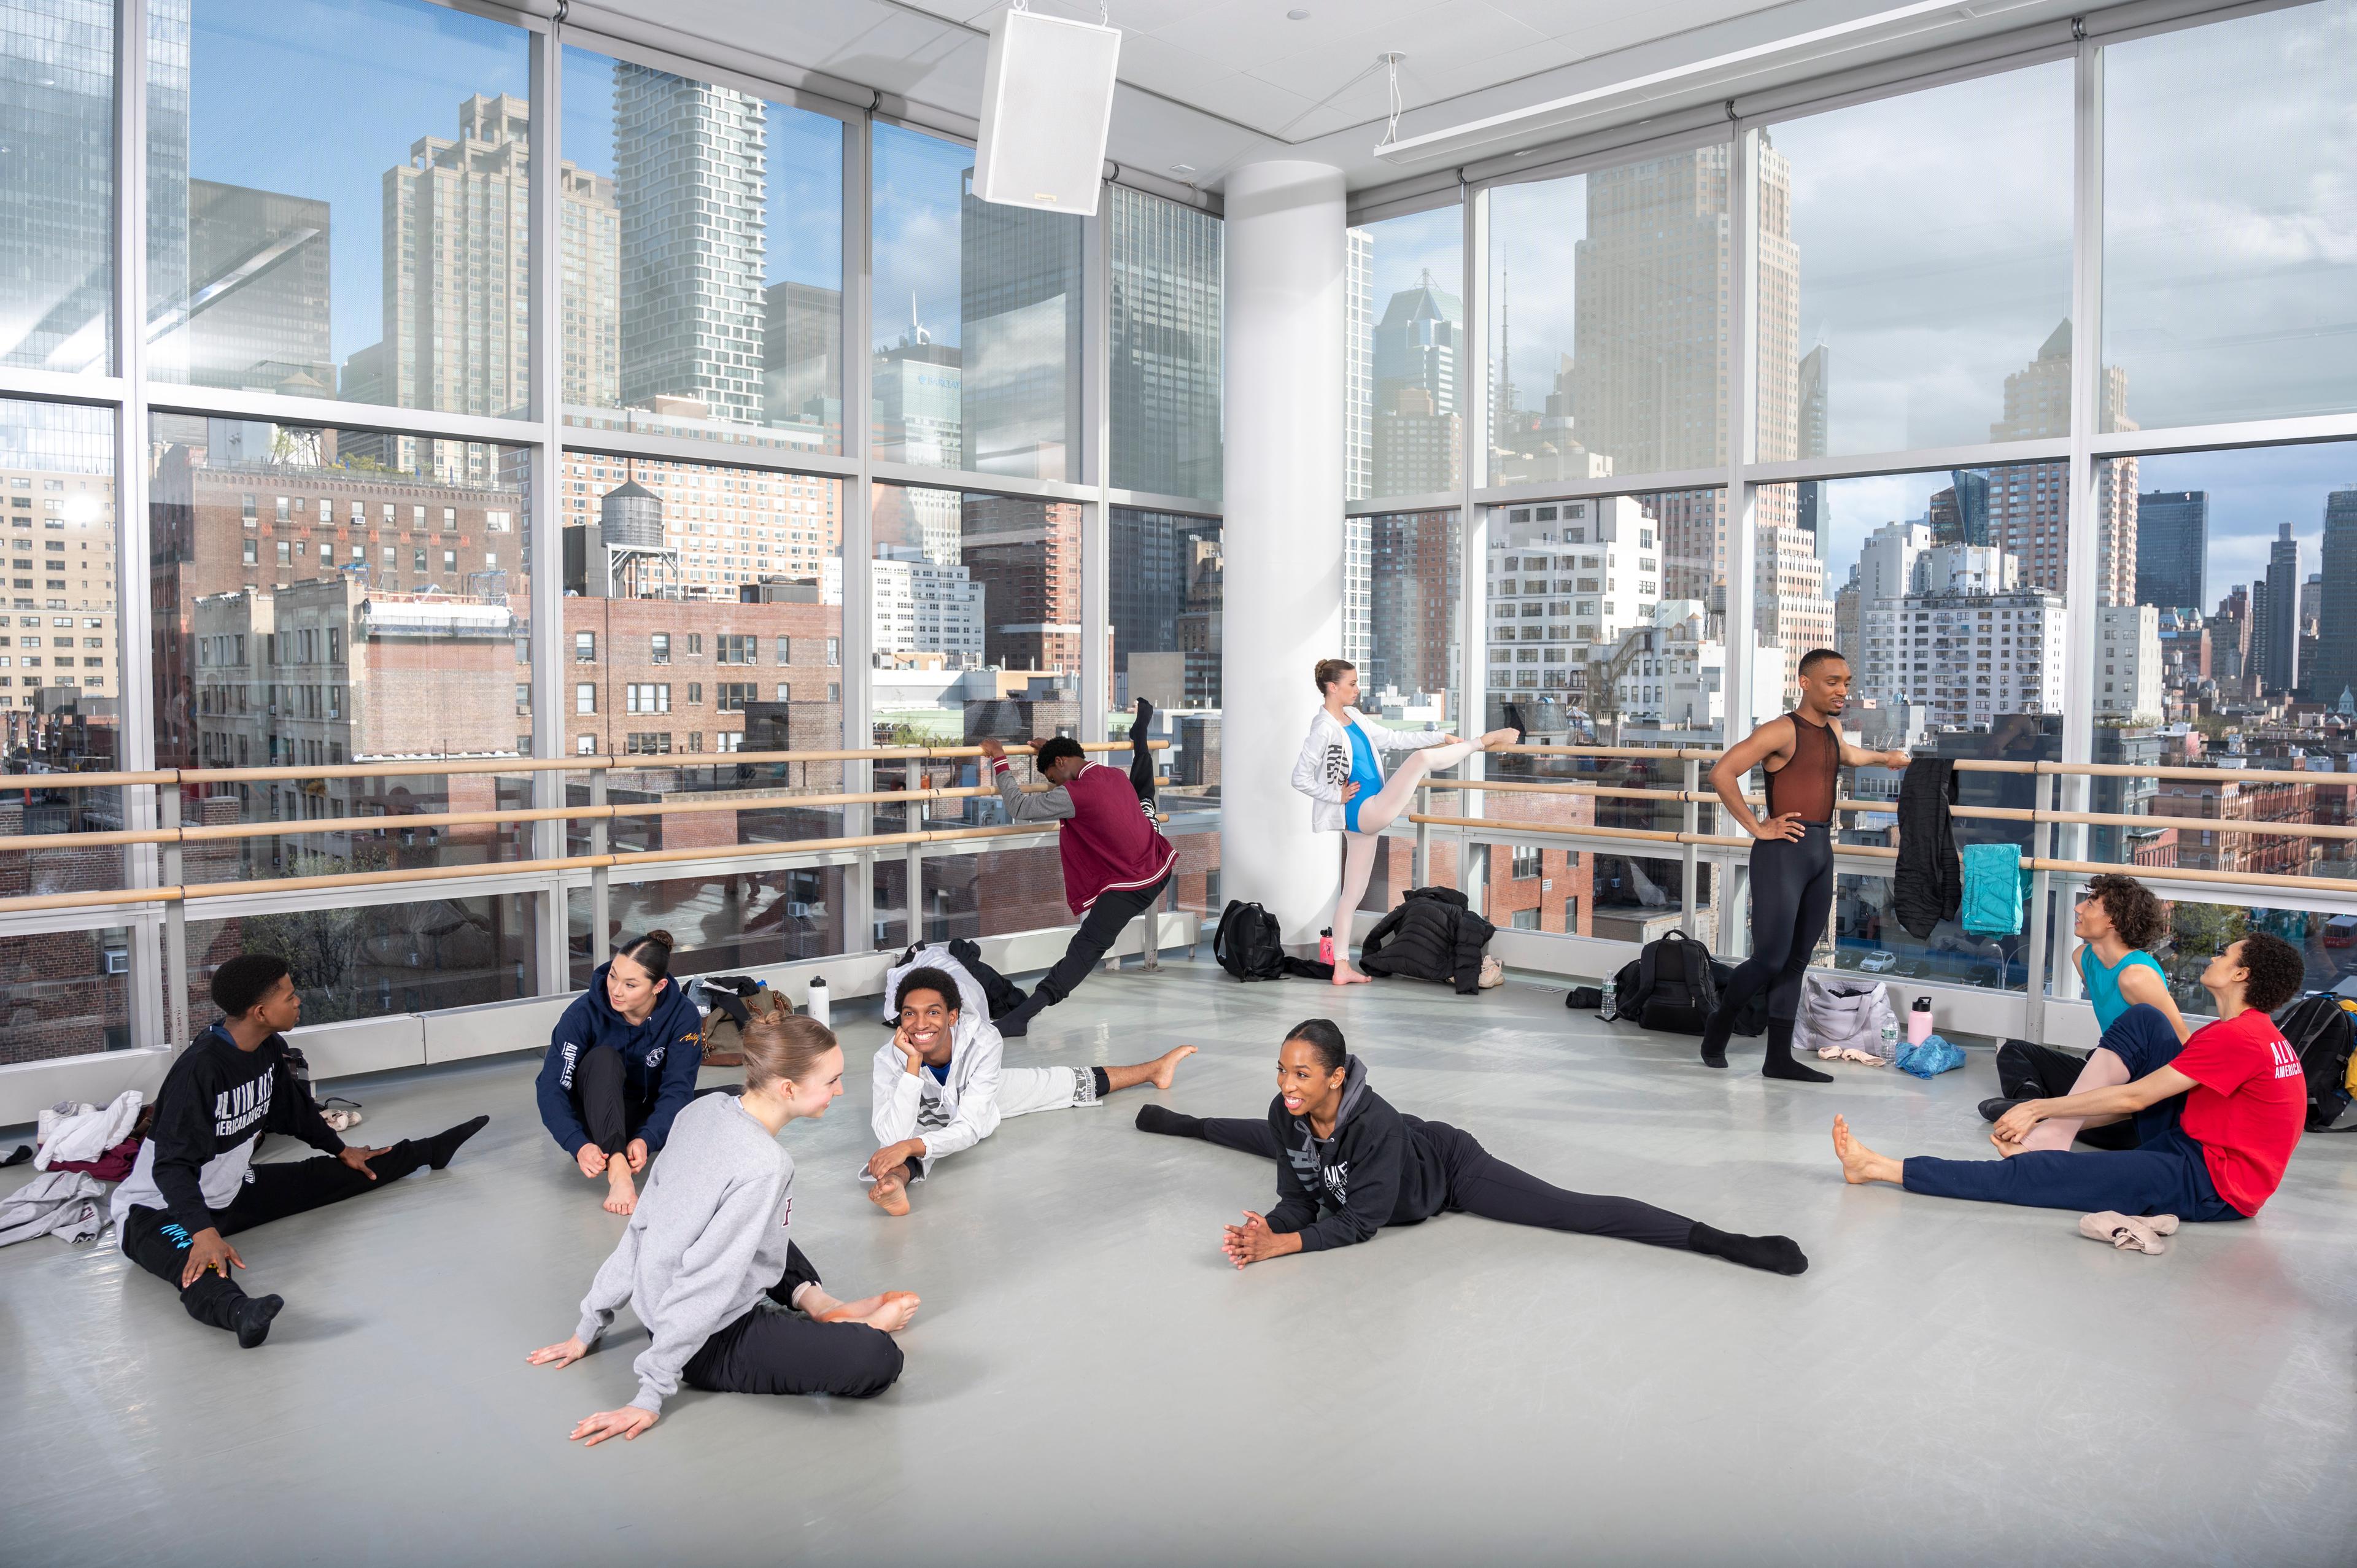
left=5, top=956, right=2355, bottom=1568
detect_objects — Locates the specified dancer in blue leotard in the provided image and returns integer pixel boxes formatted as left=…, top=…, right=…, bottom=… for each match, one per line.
left=1290, top=659, right=1517, bottom=984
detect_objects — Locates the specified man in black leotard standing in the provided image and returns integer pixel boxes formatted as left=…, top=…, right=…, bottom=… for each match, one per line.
left=1697, top=650, right=1910, bottom=1082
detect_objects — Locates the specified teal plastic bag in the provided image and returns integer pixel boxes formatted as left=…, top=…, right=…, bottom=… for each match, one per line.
left=1960, top=843, right=2023, bottom=935
left=1896, top=1032, right=1965, bottom=1079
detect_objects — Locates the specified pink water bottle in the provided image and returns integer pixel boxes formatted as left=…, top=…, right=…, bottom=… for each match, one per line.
left=1908, top=996, right=1934, bottom=1045
left=1320, top=927, right=1334, bottom=964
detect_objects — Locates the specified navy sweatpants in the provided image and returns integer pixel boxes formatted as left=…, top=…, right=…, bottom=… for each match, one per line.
left=1904, top=1003, right=2241, bottom=1222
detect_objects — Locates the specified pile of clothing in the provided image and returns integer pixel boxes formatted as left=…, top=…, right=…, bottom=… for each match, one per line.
left=0, top=1090, right=149, bottom=1247
left=1358, top=886, right=1499, bottom=995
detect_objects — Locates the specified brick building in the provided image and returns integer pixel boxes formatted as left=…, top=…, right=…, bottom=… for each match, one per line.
left=962, top=495, right=1083, bottom=673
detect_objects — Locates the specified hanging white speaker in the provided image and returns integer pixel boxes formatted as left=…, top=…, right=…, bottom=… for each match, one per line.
left=973, top=4, right=1121, bottom=217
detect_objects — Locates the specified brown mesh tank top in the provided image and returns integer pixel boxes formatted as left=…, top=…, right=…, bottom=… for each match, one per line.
left=1764, top=711, right=1838, bottom=822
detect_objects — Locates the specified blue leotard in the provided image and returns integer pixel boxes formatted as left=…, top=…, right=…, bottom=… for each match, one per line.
left=1342, top=719, right=1383, bottom=833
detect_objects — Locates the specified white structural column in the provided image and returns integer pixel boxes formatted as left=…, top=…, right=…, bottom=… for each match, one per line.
left=1220, top=161, right=1347, bottom=944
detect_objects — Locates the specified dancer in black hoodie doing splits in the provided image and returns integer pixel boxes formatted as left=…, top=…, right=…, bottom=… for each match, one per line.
left=1136, top=1020, right=1806, bottom=1274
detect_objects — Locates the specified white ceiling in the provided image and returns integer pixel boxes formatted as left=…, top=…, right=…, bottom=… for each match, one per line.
left=570, top=0, right=2102, bottom=194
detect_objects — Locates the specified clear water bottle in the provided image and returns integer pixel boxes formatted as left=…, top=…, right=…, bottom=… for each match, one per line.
left=1879, top=1017, right=1900, bottom=1059
left=1600, top=977, right=1617, bottom=1021
left=805, top=975, right=830, bottom=1030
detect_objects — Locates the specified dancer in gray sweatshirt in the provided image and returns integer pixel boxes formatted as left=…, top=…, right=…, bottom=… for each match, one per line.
left=528, top=1014, right=919, bottom=1445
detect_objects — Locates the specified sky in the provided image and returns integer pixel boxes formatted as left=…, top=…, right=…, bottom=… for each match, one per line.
left=179, top=0, right=843, bottom=378
left=870, top=122, right=983, bottom=352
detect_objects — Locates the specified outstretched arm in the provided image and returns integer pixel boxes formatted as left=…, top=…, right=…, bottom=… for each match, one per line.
left=1838, top=732, right=1911, bottom=770
left=980, top=738, right=1075, bottom=824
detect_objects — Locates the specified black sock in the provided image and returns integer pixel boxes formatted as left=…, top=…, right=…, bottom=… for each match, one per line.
left=1133, top=696, right=1155, bottom=734
left=232, top=1291, right=285, bottom=1348
left=428, top=1114, right=490, bottom=1170
left=1697, top=1007, right=1733, bottom=1069
left=1688, top=1223, right=1808, bottom=1275
left=1135, top=1103, right=1203, bottom=1138
left=1760, top=1018, right=1832, bottom=1083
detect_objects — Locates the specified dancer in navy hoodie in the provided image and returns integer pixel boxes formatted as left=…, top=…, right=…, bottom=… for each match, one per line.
left=1136, top=1019, right=1808, bottom=1275
left=538, top=930, right=706, bottom=1215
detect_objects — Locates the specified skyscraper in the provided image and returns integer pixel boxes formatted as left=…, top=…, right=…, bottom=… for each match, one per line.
left=1109, top=186, right=1222, bottom=501
left=1571, top=142, right=1800, bottom=623
left=960, top=171, right=1082, bottom=480
left=2262, top=521, right=2300, bottom=697
left=1986, top=322, right=2138, bottom=606
left=616, top=66, right=767, bottom=422
left=1372, top=272, right=1462, bottom=418
left=1794, top=342, right=1829, bottom=547
left=1368, top=509, right=1460, bottom=714
left=357, top=96, right=618, bottom=477
left=2312, top=488, right=2357, bottom=706
left=1344, top=228, right=1372, bottom=504
left=762, top=280, right=842, bottom=439
left=961, top=496, right=1083, bottom=673
left=872, top=320, right=962, bottom=471
left=2135, top=490, right=2208, bottom=612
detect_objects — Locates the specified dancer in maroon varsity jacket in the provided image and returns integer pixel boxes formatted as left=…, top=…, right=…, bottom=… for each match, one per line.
left=981, top=700, right=1175, bottom=1037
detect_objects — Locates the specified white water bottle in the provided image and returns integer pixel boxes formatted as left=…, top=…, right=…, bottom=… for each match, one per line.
left=805, top=975, right=830, bottom=1030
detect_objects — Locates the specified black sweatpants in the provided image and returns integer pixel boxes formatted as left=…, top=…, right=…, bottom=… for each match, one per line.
left=576, top=1045, right=653, bottom=1156
left=1716, top=822, right=1835, bottom=1026
left=1194, top=1118, right=1699, bottom=1252
left=120, top=1139, right=439, bottom=1332
left=680, top=1241, right=904, bottom=1399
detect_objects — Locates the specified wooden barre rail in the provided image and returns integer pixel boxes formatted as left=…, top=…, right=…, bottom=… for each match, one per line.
left=0, top=740, right=1163, bottom=790
left=0, top=819, right=1080, bottom=918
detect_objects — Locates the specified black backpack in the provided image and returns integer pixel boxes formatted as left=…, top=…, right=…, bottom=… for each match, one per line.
left=1213, top=900, right=1285, bottom=982
left=1608, top=929, right=1720, bottom=1035
left=2274, top=995, right=2357, bottom=1132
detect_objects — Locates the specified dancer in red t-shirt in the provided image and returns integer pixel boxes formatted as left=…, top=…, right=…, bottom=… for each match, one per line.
left=1830, top=932, right=2310, bottom=1223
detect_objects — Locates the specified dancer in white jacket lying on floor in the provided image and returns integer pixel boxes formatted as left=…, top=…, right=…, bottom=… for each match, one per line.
left=862, top=958, right=1196, bottom=1216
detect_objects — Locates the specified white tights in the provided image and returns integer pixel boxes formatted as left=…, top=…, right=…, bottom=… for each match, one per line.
left=1329, top=736, right=1486, bottom=959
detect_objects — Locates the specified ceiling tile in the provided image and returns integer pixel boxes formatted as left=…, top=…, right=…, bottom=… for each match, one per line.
left=1243, top=2, right=1550, bottom=108
left=1148, top=0, right=1436, bottom=64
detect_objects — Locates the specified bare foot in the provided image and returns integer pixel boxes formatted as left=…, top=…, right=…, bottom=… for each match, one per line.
left=602, top=1165, right=637, bottom=1215
left=1147, top=1045, right=1197, bottom=1090
left=1830, top=1114, right=1899, bottom=1186
left=1331, top=963, right=1371, bottom=986
left=824, top=1290, right=921, bottom=1332
left=1991, top=1132, right=2030, bottom=1158
left=867, top=1171, right=911, bottom=1217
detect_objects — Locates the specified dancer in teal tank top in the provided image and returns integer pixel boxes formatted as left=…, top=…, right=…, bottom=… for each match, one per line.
left=1984, top=873, right=2193, bottom=1153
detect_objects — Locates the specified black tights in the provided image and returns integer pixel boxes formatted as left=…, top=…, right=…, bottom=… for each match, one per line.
left=681, top=1242, right=904, bottom=1399
left=1716, top=824, right=1835, bottom=1027
left=575, top=1045, right=651, bottom=1157
left=1195, top=1118, right=1698, bottom=1252
left=120, top=1139, right=439, bottom=1332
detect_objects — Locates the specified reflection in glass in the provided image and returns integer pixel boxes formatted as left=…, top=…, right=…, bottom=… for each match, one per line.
left=1, top=0, right=115, bottom=374
left=560, top=47, right=844, bottom=452
left=0, top=399, right=118, bottom=772
left=151, top=0, right=529, bottom=417
left=1357, top=509, right=1460, bottom=732
left=570, top=871, right=847, bottom=991
left=2105, top=1, right=2357, bottom=430
left=872, top=125, right=1081, bottom=481
left=0, top=923, right=132, bottom=1064
left=187, top=898, right=536, bottom=1027
left=1347, top=206, right=1462, bottom=506
left=152, top=415, right=534, bottom=877
left=1759, top=61, right=2072, bottom=457
left=1488, top=149, right=1730, bottom=487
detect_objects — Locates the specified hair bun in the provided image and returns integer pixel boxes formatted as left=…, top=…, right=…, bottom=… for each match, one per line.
left=644, top=929, right=676, bottom=949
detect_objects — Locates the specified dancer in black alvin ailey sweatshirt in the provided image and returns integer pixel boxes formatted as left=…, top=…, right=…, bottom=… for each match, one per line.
left=111, top=953, right=488, bottom=1347
left=1135, top=1019, right=1807, bottom=1274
